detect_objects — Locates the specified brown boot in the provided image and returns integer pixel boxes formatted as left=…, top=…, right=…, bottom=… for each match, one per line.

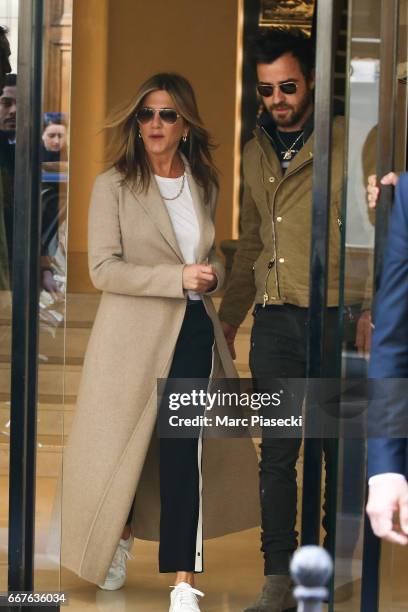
left=243, top=575, right=297, bottom=612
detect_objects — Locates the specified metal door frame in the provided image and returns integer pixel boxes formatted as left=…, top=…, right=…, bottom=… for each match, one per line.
left=7, top=0, right=45, bottom=607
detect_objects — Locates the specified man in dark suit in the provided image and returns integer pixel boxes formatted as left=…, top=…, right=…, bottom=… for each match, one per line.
left=366, top=172, right=408, bottom=545
left=0, top=25, right=12, bottom=293
left=0, top=71, right=15, bottom=281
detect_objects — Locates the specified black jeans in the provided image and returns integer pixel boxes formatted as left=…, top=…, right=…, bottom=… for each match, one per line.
left=249, top=304, right=340, bottom=575
left=126, top=301, right=214, bottom=573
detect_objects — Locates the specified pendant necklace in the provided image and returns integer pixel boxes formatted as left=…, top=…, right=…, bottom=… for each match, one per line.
left=275, top=130, right=304, bottom=161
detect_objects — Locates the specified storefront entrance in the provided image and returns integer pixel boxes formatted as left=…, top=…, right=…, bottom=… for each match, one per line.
left=1, top=1, right=407, bottom=610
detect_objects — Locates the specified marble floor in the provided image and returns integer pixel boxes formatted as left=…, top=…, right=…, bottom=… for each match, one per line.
left=1, top=294, right=407, bottom=611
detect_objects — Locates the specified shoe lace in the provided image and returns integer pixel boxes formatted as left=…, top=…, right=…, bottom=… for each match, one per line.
left=171, top=585, right=204, bottom=608
left=111, top=545, right=133, bottom=570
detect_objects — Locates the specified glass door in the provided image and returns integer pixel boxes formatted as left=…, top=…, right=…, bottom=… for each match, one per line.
left=2, top=0, right=72, bottom=601
left=0, top=0, right=18, bottom=594
left=335, top=0, right=408, bottom=610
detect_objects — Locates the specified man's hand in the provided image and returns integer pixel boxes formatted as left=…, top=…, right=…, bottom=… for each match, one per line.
left=366, top=476, right=408, bottom=545
left=367, top=173, right=400, bottom=209
left=42, top=269, right=63, bottom=301
left=221, top=321, right=238, bottom=360
left=182, top=264, right=217, bottom=293
left=355, top=310, right=372, bottom=358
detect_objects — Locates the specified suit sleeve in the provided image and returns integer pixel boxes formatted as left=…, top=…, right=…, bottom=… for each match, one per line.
left=368, top=173, right=408, bottom=477
left=369, top=173, right=408, bottom=376
left=88, top=174, right=185, bottom=298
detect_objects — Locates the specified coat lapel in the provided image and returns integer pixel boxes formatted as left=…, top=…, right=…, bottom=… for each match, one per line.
left=126, top=174, right=184, bottom=263
left=125, top=157, right=213, bottom=265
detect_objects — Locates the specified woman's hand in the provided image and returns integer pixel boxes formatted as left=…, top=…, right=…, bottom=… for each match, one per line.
left=182, top=264, right=217, bottom=293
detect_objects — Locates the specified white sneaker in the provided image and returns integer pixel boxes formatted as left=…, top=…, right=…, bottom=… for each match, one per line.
left=97, top=535, right=133, bottom=591
left=169, top=582, right=204, bottom=612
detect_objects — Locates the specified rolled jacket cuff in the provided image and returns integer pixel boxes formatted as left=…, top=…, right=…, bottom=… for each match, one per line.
left=368, top=473, right=407, bottom=486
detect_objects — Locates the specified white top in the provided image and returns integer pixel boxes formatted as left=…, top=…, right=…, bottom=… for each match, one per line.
left=155, top=173, right=201, bottom=300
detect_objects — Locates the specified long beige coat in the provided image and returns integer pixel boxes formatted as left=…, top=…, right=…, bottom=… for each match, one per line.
left=60, top=162, right=260, bottom=585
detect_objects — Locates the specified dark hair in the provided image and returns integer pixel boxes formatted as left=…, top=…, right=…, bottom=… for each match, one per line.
left=251, top=29, right=315, bottom=81
left=5, top=72, right=16, bottom=87
left=105, top=72, right=218, bottom=203
left=43, top=112, right=68, bottom=129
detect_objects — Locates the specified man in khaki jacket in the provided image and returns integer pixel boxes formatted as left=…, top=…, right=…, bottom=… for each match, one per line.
left=219, top=30, right=350, bottom=612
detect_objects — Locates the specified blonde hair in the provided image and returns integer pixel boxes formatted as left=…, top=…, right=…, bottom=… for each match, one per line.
left=104, top=73, right=218, bottom=203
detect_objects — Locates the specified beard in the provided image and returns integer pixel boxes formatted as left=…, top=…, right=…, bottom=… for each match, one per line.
left=268, top=89, right=313, bottom=128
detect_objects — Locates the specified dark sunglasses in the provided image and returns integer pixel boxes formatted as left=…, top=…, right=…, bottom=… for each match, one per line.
left=256, top=81, right=298, bottom=97
left=136, top=107, right=181, bottom=124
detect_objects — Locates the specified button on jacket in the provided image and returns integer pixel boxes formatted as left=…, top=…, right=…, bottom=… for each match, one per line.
left=219, top=116, right=345, bottom=328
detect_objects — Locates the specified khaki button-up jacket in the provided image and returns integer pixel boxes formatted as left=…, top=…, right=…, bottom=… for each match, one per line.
left=219, top=116, right=345, bottom=328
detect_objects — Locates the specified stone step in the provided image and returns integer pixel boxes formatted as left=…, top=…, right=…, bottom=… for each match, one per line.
left=0, top=363, right=81, bottom=397
left=0, top=293, right=101, bottom=326
left=0, top=296, right=252, bottom=329
left=0, top=403, right=75, bottom=439
left=0, top=399, right=73, bottom=477
left=0, top=400, right=75, bottom=412
left=0, top=392, right=75, bottom=405
left=0, top=441, right=63, bottom=477
left=0, top=326, right=91, bottom=363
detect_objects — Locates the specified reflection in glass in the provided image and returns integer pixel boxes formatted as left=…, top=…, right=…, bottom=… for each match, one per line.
left=380, top=2, right=408, bottom=609
left=336, top=0, right=408, bottom=609
left=0, top=1, right=17, bottom=593
left=34, top=0, right=72, bottom=593
left=332, top=1, right=381, bottom=609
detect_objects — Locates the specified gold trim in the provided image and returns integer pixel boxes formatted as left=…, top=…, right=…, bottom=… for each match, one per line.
left=259, top=0, right=315, bottom=34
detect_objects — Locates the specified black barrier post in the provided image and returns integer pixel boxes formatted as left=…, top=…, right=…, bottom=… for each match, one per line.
left=302, top=0, right=336, bottom=546
left=7, top=1, right=44, bottom=610
left=291, top=546, right=333, bottom=612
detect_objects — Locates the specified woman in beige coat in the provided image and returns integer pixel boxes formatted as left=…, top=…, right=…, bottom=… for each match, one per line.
left=60, top=73, right=259, bottom=611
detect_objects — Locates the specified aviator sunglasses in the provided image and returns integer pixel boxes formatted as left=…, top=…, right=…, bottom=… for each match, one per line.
left=256, top=81, right=298, bottom=97
left=136, top=107, right=181, bottom=124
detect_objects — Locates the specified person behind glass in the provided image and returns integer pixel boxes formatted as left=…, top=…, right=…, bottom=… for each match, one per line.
left=0, top=71, right=15, bottom=284
left=41, top=112, right=68, bottom=162
left=59, top=72, right=258, bottom=612
left=40, top=112, right=69, bottom=298
left=0, top=25, right=12, bottom=296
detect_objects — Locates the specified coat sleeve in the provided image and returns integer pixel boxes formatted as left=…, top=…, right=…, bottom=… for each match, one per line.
left=367, top=173, right=408, bottom=478
left=204, top=185, right=225, bottom=295
left=88, top=173, right=185, bottom=298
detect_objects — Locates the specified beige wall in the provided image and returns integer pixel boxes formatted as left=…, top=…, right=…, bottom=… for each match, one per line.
left=69, top=0, right=240, bottom=290
left=69, top=0, right=109, bottom=252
